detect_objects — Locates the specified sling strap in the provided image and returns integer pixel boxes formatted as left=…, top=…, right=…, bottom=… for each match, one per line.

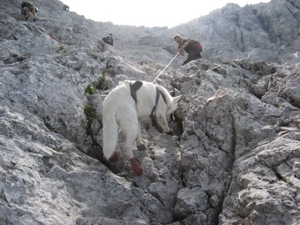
left=150, top=88, right=166, bottom=119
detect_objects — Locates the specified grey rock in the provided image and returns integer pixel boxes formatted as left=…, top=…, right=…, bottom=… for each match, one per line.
left=1, top=0, right=300, bottom=225
left=174, top=187, right=208, bottom=219
left=293, top=161, right=300, bottom=179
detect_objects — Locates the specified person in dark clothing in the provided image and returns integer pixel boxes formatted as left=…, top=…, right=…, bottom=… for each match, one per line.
left=102, top=33, right=114, bottom=46
left=174, top=34, right=203, bottom=65
left=21, top=2, right=37, bottom=22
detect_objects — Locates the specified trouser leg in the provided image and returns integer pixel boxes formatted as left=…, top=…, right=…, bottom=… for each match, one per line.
left=183, top=49, right=201, bottom=65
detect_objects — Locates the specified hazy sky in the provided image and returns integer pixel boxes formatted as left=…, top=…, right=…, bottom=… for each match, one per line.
left=61, top=0, right=271, bottom=28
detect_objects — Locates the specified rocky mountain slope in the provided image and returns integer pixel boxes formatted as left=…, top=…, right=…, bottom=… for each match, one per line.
left=0, top=0, right=300, bottom=224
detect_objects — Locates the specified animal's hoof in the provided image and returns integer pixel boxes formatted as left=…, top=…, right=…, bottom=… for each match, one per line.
left=109, top=152, right=118, bottom=163
left=137, top=144, right=146, bottom=151
left=130, top=157, right=143, bottom=175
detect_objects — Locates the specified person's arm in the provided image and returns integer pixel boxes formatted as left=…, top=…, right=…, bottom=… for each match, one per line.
left=181, top=40, right=189, bottom=49
left=178, top=47, right=185, bottom=56
left=178, top=40, right=189, bottom=56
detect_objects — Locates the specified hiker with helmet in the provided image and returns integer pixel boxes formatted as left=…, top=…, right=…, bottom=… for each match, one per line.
left=174, top=34, right=203, bottom=65
left=21, top=2, right=37, bottom=22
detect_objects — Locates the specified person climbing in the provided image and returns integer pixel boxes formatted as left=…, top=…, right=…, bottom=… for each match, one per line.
left=174, top=34, right=203, bottom=65
left=102, top=33, right=114, bottom=46
left=21, top=2, right=37, bottom=22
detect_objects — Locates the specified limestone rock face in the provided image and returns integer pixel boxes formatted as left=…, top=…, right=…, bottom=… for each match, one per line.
left=1, top=0, right=300, bottom=225
left=165, top=0, right=300, bottom=64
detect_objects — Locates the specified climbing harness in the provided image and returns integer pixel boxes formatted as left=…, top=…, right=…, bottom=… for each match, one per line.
left=152, top=52, right=179, bottom=83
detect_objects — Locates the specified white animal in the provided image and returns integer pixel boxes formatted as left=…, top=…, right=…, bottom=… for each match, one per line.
left=102, top=80, right=181, bottom=175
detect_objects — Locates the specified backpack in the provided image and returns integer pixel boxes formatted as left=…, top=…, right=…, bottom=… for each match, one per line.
left=187, top=39, right=199, bottom=46
left=188, top=39, right=202, bottom=50
left=21, top=2, right=33, bottom=9
left=21, top=1, right=36, bottom=17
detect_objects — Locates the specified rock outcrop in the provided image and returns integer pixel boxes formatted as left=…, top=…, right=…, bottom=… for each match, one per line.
left=0, top=0, right=299, bottom=224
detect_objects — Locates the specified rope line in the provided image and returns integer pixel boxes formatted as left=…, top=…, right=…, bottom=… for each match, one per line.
left=152, top=52, right=179, bottom=83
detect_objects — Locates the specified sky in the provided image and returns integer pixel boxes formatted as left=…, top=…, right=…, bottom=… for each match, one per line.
left=61, top=0, right=271, bottom=28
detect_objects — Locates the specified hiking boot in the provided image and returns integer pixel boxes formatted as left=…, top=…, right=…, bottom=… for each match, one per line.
left=129, top=157, right=143, bottom=175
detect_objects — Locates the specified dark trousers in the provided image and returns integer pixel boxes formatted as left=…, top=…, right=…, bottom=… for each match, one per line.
left=183, top=46, right=203, bottom=65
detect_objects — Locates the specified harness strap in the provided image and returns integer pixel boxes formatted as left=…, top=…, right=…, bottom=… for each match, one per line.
left=150, top=88, right=166, bottom=119
left=129, top=82, right=166, bottom=120
left=130, top=81, right=143, bottom=103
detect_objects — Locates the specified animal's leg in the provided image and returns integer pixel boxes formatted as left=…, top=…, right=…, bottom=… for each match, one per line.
left=156, top=112, right=171, bottom=133
left=108, top=152, right=118, bottom=163
left=156, top=113, right=174, bottom=135
left=125, top=134, right=143, bottom=175
left=136, top=121, right=146, bottom=151
left=121, top=118, right=138, bottom=158
left=124, top=141, right=143, bottom=175
left=130, top=157, right=143, bottom=175
left=121, top=120, right=143, bottom=175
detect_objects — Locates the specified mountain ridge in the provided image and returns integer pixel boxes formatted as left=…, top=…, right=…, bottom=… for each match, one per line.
left=0, top=0, right=300, bottom=224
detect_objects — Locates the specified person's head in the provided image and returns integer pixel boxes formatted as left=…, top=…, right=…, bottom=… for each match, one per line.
left=174, top=34, right=182, bottom=44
